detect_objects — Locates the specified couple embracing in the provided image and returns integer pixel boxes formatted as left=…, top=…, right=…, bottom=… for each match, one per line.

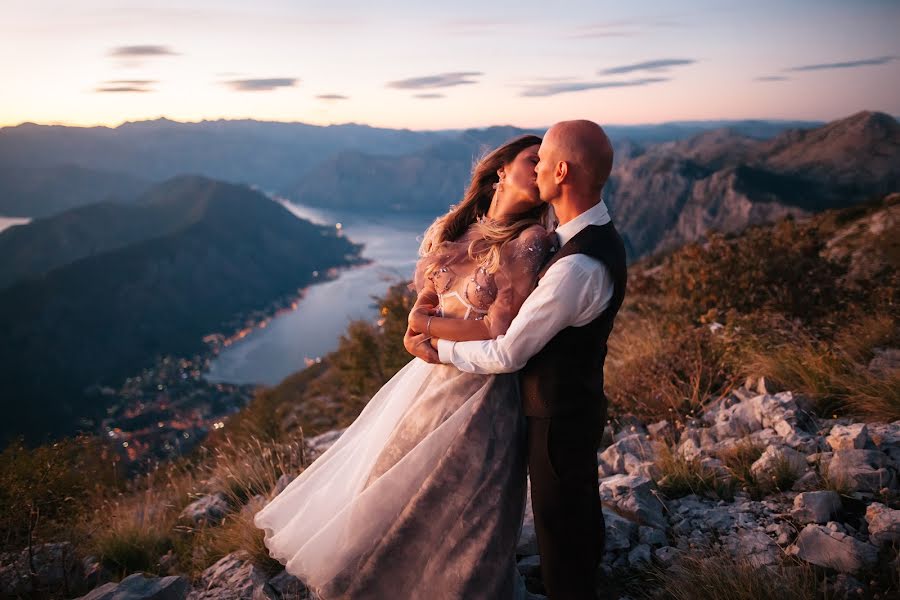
left=255, top=119, right=628, bottom=600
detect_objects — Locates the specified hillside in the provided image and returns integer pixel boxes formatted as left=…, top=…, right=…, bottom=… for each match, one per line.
left=0, top=164, right=151, bottom=218
left=0, top=175, right=363, bottom=445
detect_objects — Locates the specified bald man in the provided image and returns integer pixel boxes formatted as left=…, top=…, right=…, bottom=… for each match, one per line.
left=424, top=120, right=628, bottom=599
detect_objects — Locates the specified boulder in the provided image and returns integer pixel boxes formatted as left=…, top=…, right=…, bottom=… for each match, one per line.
left=750, top=445, right=808, bottom=480
left=77, top=573, right=189, bottom=600
left=826, top=424, right=869, bottom=451
left=599, top=474, right=667, bottom=530
left=791, top=491, right=842, bottom=525
left=603, top=507, right=639, bottom=551
left=787, top=524, right=878, bottom=573
left=865, top=502, right=900, bottom=546
left=188, top=552, right=274, bottom=600
left=0, top=541, right=81, bottom=597
left=826, top=449, right=897, bottom=492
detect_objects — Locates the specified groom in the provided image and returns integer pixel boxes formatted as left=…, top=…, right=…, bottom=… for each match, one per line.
left=406, top=119, right=627, bottom=599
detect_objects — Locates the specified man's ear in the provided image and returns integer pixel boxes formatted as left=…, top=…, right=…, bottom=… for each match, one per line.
left=555, top=161, right=568, bottom=183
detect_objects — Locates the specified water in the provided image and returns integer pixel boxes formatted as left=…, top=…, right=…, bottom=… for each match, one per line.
left=203, top=200, right=435, bottom=386
left=0, top=216, right=31, bottom=234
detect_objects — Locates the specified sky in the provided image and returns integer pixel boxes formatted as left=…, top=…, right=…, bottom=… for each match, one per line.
left=1, top=0, right=899, bottom=130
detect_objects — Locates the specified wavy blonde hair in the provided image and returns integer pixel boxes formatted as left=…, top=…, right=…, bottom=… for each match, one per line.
left=419, top=134, right=551, bottom=275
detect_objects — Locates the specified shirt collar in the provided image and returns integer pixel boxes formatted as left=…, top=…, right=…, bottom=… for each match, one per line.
left=554, top=198, right=611, bottom=248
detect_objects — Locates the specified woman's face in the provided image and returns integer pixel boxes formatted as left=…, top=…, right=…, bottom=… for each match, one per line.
left=501, top=144, right=542, bottom=208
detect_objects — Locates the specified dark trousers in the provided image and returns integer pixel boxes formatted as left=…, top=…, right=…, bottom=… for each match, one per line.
left=527, top=407, right=606, bottom=600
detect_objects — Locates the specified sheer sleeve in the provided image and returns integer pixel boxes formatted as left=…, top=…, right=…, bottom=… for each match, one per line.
left=482, top=225, right=554, bottom=338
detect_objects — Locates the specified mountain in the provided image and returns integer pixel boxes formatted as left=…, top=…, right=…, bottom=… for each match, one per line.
left=0, top=175, right=362, bottom=445
left=0, top=119, right=449, bottom=196
left=605, top=111, right=900, bottom=257
left=0, top=164, right=152, bottom=218
left=0, top=118, right=818, bottom=218
left=0, top=179, right=219, bottom=289
left=290, top=126, right=541, bottom=213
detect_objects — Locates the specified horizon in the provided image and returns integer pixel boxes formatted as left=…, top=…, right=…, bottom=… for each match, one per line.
left=2, top=1, right=899, bottom=130
left=4, top=110, right=895, bottom=134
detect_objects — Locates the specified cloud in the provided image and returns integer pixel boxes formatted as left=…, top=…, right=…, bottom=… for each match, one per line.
left=224, top=78, right=299, bottom=91
left=387, top=72, right=482, bottom=90
left=754, top=75, right=790, bottom=82
left=108, top=45, right=179, bottom=57
left=94, top=79, right=157, bottom=93
left=414, top=93, right=445, bottom=99
left=95, top=86, right=153, bottom=93
left=317, top=94, right=348, bottom=100
left=599, top=59, right=695, bottom=75
left=785, top=55, right=896, bottom=72
left=520, top=77, right=669, bottom=97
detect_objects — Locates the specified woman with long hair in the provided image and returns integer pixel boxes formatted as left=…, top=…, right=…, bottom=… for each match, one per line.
left=254, top=134, right=555, bottom=599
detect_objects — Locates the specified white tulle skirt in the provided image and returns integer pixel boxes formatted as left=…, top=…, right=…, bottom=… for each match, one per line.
left=253, top=358, right=530, bottom=600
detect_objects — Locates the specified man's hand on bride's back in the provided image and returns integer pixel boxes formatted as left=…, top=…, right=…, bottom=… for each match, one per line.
left=404, top=326, right=440, bottom=363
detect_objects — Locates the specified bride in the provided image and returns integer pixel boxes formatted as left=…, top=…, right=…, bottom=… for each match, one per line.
left=254, top=134, right=555, bottom=599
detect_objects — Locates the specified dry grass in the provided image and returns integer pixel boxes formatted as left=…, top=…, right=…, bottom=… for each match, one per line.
left=639, top=550, right=828, bottom=600
left=606, top=313, right=738, bottom=423
left=715, top=439, right=765, bottom=497
left=743, top=314, right=899, bottom=421
left=654, top=443, right=734, bottom=501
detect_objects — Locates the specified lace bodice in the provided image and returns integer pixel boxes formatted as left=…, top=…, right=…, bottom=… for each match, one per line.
left=414, top=224, right=555, bottom=336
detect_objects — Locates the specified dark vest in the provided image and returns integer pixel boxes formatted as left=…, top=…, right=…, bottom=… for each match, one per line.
left=520, top=221, right=627, bottom=417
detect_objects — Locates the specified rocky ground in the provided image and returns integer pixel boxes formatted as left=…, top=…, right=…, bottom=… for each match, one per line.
left=3, top=378, right=898, bottom=599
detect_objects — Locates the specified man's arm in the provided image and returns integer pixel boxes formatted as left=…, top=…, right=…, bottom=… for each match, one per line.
left=436, top=257, right=613, bottom=374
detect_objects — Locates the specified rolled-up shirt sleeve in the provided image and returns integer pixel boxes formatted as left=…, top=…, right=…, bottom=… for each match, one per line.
left=437, top=258, right=609, bottom=374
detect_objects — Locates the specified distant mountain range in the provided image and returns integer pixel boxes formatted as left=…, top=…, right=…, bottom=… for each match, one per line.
left=606, top=111, right=900, bottom=257
left=0, top=176, right=361, bottom=445
left=0, top=116, right=820, bottom=220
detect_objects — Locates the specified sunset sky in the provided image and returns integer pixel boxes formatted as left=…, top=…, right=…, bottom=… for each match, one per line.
left=2, top=0, right=899, bottom=130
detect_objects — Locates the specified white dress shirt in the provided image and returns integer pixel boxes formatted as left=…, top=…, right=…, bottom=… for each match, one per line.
left=437, top=199, right=615, bottom=374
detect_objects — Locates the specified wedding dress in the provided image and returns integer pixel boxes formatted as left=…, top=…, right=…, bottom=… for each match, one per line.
left=254, top=223, right=553, bottom=599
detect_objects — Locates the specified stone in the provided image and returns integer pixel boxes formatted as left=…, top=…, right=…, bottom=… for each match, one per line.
left=826, top=449, right=897, bottom=492
left=627, top=544, right=652, bottom=566
left=827, top=424, right=869, bottom=451
left=273, top=473, right=294, bottom=495
left=750, top=445, right=808, bottom=480
left=791, top=470, right=821, bottom=492
left=865, top=502, right=900, bottom=546
left=721, top=529, right=781, bottom=568
left=188, top=551, right=274, bottom=600
left=179, top=493, right=229, bottom=526
left=791, top=491, right=842, bottom=524
left=598, top=434, right=656, bottom=478
left=653, top=546, right=680, bottom=567
left=305, top=428, right=346, bottom=460
left=603, top=507, right=639, bottom=551
left=787, top=524, right=878, bottom=573
left=638, top=525, right=668, bottom=547
left=0, top=541, right=81, bottom=597
left=77, top=573, right=190, bottom=600
left=599, top=474, right=667, bottom=530
left=267, top=570, right=305, bottom=598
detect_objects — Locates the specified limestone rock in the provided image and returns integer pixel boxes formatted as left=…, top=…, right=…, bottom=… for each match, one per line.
left=179, top=493, right=229, bottom=526
left=0, top=541, right=81, bottom=597
left=188, top=552, right=274, bottom=600
left=865, top=501, right=900, bottom=546
left=787, top=524, right=878, bottom=573
left=750, top=445, right=808, bottom=480
left=826, top=449, right=897, bottom=492
left=77, top=573, right=190, bottom=600
left=599, top=474, right=667, bottom=530
left=827, top=423, right=869, bottom=451
left=791, top=491, right=842, bottom=524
